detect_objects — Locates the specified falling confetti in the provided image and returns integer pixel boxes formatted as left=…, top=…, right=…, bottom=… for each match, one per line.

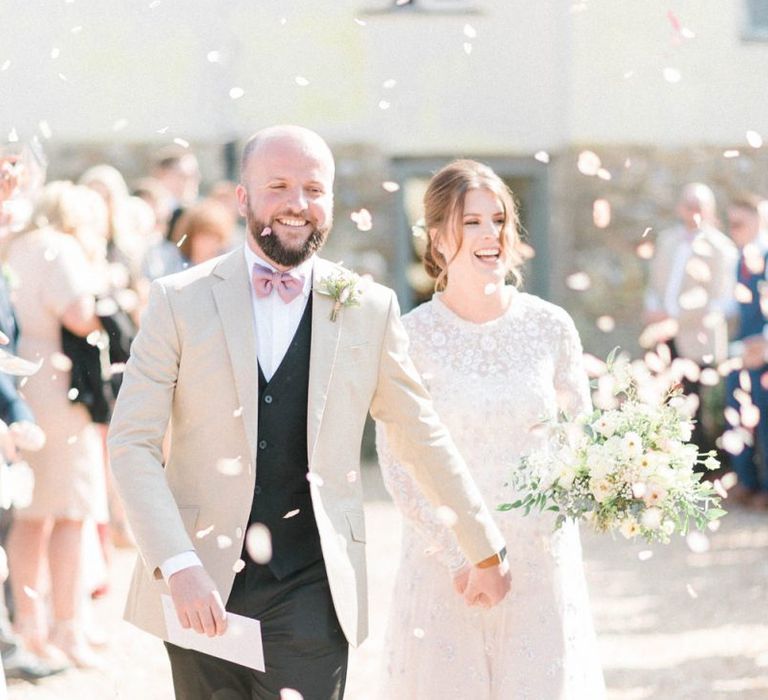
left=712, top=479, right=728, bottom=499
left=596, top=316, right=615, bottom=332
left=699, top=368, right=720, bottom=386
left=663, top=67, right=681, bottom=83
left=566, top=272, right=591, bottom=291
left=176, top=233, right=188, bottom=248
left=734, top=283, right=753, bottom=304
left=39, top=120, right=52, bottom=139
left=596, top=168, right=612, bottom=181
left=207, top=51, right=221, bottom=63
left=381, top=181, right=400, bottom=192
left=741, top=404, right=761, bottom=429
left=534, top=151, right=550, bottom=164
left=463, top=43, right=473, bottom=55
left=156, top=126, right=169, bottom=134
left=261, top=226, right=272, bottom=237
left=378, top=100, right=391, bottom=110
left=23, top=586, right=38, bottom=599
left=746, top=130, right=763, bottom=148
left=351, top=208, right=373, bottom=231
left=71, top=25, right=83, bottom=34
left=216, top=535, right=233, bottom=549
left=233, top=406, right=244, bottom=417
left=638, top=550, right=653, bottom=561
left=173, top=138, right=190, bottom=148
left=1, top=60, right=10, bottom=71
left=50, top=47, right=60, bottom=59
left=678, top=286, right=708, bottom=310
left=577, top=150, right=601, bottom=176
left=435, top=505, right=457, bottom=527
left=346, top=470, right=358, bottom=483
left=229, top=87, right=244, bottom=100
left=484, top=283, right=497, bottom=296
left=232, top=559, right=246, bottom=573
left=592, top=199, right=611, bottom=228
left=67, top=435, right=78, bottom=445
left=636, top=241, right=655, bottom=259
left=295, top=76, right=310, bottom=86
left=413, top=627, right=425, bottom=639
left=686, top=583, right=698, bottom=599
left=283, top=509, right=300, bottom=519
left=307, top=472, right=324, bottom=487
left=723, top=150, right=740, bottom=159
left=58, top=73, right=69, bottom=82
left=0, top=350, right=43, bottom=377
left=463, top=24, right=477, bottom=38
left=686, top=532, right=710, bottom=553
left=112, top=118, right=128, bottom=132
left=67, top=388, right=79, bottom=401
left=354, top=18, right=367, bottom=26
left=642, top=227, right=652, bottom=238
left=196, top=525, right=214, bottom=539
left=216, top=457, right=243, bottom=476
left=280, top=690, right=304, bottom=700
left=246, top=523, right=272, bottom=564
left=382, top=79, right=397, bottom=89
left=50, top=352, right=73, bottom=372
left=149, top=0, right=161, bottom=7
left=0, top=332, right=8, bottom=346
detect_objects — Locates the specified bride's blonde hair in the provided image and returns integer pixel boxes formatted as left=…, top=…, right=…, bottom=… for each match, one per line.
left=423, top=159, right=521, bottom=292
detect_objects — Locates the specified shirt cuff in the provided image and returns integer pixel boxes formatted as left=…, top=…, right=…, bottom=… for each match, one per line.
left=160, top=551, right=203, bottom=583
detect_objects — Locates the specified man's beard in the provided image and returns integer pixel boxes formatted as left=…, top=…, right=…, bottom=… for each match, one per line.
left=246, top=203, right=330, bottom=268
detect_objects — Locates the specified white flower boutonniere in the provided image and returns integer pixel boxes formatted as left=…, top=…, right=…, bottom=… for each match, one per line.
left=315, top=270, right=362, bottom=322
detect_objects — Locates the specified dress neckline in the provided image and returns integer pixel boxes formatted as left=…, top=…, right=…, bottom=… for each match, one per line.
left=432, top=287, right=519, bottom=330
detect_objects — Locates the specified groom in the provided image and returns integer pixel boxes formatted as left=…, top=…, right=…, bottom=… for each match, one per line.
left=108, top=125, right=510, bottom=699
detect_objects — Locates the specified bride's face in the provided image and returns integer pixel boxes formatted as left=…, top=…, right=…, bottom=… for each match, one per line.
left=442, top=188, right=508, bottom=286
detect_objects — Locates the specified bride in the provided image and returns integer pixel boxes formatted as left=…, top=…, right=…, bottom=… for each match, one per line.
left=376, top=160, right=606, bottom=699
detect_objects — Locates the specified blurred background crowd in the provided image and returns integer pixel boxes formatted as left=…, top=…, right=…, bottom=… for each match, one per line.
left=1, top=0, right=768, bottom=696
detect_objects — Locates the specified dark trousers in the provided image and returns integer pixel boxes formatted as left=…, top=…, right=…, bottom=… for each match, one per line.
left=165, top=559, right=348, bottom=700
left=726, top=367, right=768, bottom=491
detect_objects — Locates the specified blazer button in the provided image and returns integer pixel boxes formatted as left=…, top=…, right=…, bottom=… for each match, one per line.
left=253, top=485, right=262, bottom=495
left=258, top=440, right=267, bottom=450
left=264, top=395, right=273, bottom=404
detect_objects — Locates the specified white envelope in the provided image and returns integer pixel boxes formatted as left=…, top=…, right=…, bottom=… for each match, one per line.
left=161, top=594, right=265, bottom=672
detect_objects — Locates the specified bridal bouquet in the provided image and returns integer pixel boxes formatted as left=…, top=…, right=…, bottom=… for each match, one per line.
left=500, top=351, right=726, bottom=543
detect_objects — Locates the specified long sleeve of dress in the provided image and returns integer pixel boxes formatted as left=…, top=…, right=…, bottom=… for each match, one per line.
left=376, top=420, right=467, bottom=572
left=554, top=311, right=593, bottom=419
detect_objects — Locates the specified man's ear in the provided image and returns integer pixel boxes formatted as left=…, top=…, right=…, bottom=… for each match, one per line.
left=235, top=184, right=248, bottom=218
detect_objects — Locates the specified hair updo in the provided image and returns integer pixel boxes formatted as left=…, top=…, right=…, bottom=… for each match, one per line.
left=422, top=159, right=521, bottom=291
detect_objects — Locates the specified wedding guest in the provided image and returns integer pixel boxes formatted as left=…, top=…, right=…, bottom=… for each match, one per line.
left=172, top=199, right=235, bottom=267
left=208, top=179, right=246, bottom=248
left=724, top=194, right=768, bottom=508
left=150, top=147, right=201, bottom=241
left=376, top=160, right=604, bottom=698
left=643, top=183, right=738, bottom=456
left=4, top=181, right=109, bottom=668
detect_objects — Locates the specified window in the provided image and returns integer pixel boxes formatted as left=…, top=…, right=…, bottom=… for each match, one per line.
left=744, top=0, right=768, bottom=39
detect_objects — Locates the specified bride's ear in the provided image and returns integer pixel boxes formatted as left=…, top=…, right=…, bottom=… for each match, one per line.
left=428, top=228, right=444, bottom=258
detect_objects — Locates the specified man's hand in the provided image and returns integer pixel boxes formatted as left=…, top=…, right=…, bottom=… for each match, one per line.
left=168, top=565, right=228, bottom=637
left=741, top=336, right=768, bottom=370
left=451, top=564, right=471, bottom=596
left=462, top=559, right=511, bottom=608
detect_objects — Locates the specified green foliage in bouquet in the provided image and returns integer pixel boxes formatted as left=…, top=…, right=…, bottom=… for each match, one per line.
left=499, top=349, right=726, bottom=544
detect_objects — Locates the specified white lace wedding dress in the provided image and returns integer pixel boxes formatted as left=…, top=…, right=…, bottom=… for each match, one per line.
left=376, top=289, right=606, bottom=700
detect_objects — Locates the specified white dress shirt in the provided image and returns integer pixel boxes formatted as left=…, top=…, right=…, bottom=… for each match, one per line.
left=159, top=244, right=316, bottom=582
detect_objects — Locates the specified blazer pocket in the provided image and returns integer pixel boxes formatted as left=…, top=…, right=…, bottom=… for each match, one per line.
left=345, top=510, right=366, bottom=543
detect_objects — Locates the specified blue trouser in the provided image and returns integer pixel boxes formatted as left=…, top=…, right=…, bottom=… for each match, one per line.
left=726, top=366, right=768, bottom=491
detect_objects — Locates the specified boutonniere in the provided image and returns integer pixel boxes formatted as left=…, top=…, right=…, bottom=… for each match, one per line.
left=315, top=270, right=362, bottom=322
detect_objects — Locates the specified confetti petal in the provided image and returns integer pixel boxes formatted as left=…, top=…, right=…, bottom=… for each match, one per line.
left=381, top=181, right=400, bottom=192
left=566, top=272, right=591, bottom=291
left=592, top=199, right=611, bottom=228
left=686, top=531, right=710, bottom=553
left=216, top=535, right=232, bottom=549
left=382, top=79, right=397, bottom=89
left=0, top=350, right=43, bottom=377
left=577, top=150, right=601, bottom=176
left=173, top=138, right=189, bottom=148
left=207, top=51, right=221, bottom=63
left=435, top=505, right=457, bottom=527
left=351, top=208, right=373, bottom=232
left=723, top=150, right=740, bottom=159
left=463, top=24, right=477, bottom=38
left=378, top=100, right=391, bottom=110
left=295, top=76, right=310, bottom=86
left=686, top=583, right=698, bottom=599
left=280, top=690, right=304, bottom=700
left=245, top=523, right=272, bottom=564
left=216, top=457, right=243, bottom=476
left=261, top=226, right=272, bottom=237
left=663, top=67, right=681, bottom=83
left=638, top=550, right=653, bottom=561
left=229, top=87, right=244, bottom=100
left=23, top=586, right=38, bottom=599
left=232, top=559, right=245, bottom=573
left=283, top=509, right=300, bottom=519
left=413, top=627, right=425, bottom=639
left=196, top=525, right=214, bottom=539
left=534, top=151, right=550, bottom=164
left=596, top=316, right=615, bottom=332
left=747, top=130, right=763, bottom=148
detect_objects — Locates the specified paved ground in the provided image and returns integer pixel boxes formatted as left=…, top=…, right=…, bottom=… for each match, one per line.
left=7, top=465, right=768, bottom=700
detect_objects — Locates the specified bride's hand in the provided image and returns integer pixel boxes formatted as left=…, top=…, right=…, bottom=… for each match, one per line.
left=452, top=564, right=471, bottom=595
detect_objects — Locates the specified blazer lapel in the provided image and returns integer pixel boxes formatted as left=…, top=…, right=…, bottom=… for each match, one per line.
left=307, top=258, right=344, bottom=463
left=211, top=250, right=259, bottom=464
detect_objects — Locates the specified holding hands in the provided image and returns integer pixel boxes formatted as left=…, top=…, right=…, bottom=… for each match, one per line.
left=453, top=550, right=511, bottom=608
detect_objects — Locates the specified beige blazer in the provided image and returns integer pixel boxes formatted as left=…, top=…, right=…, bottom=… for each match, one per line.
left=107, top=249, right=505, bottom=647
left=647, top=224, right=737, bottom=363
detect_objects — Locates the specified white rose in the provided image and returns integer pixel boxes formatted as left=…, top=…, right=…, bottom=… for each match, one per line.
left=557, top=464, right=577, bottom=491
left=704, top=455, right=720, bottom=471
left=589, top=478, right=613, bottom=503
left=640, top=506, right=663, bottom=530
left=620, top=517, right=640, bottom=539
left=593, top=414, right=617, bottom=438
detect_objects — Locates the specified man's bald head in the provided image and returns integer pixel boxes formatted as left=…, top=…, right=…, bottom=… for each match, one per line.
left=239, top=125, right=335, bottom=181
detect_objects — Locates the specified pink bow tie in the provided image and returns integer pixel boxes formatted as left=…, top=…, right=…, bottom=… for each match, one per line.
left=252, top=263, right=305, bottom=303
